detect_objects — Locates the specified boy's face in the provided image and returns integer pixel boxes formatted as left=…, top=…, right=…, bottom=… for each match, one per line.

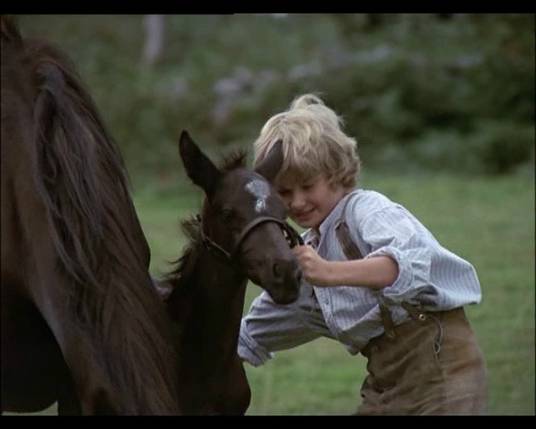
left=276, top=174, right=347, bottom=230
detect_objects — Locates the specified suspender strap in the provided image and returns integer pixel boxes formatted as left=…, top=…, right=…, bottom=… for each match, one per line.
left=401, top=302, right=427, bottom=322
left=334, top=192, right=397, bottom=340
left=378, top=298, right=397, bottom=339
left=335, top=219, right=362, bottom=260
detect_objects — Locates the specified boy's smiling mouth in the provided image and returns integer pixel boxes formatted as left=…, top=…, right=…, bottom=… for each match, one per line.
left=293, top=207, right=315, bottom=220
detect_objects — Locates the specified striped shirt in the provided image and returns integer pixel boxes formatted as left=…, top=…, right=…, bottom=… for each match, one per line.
left=238, top=189, right=482, bottom=366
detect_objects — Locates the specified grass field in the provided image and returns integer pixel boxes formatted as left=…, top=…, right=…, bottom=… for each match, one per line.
left=7, top=170, right=534, bottom=415
left=137, top=169, right=535, bottom=415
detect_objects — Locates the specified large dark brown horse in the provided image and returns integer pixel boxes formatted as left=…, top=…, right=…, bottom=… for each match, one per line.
left=1, top=17, right=180, bottom=414
left=156, top=131, right=302, bottom=415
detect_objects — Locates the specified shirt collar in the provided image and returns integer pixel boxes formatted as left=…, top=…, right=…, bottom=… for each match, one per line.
left=302, top=189, right=358, bottom=244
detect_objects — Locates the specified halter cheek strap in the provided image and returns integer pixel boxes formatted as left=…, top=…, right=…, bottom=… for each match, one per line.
left=233, top=216, right=304, bottom=257
left=196, top=214, right=304, bottom=264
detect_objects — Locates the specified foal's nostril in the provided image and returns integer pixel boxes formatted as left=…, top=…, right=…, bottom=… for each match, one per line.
left=295, top=269, right=303, bottom=285
left=272, top=261, right=302, bottom=285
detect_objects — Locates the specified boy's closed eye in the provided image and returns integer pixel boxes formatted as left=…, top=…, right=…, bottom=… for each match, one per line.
left=277, top=187, right=291, bottom=197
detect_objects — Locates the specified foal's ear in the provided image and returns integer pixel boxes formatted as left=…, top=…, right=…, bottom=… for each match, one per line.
left=254, top=140, right=284, bottom=183
left=178, top=130, right=221, bottom=196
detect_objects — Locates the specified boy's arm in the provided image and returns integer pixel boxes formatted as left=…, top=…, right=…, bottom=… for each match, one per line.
left=293, top=245, right=398, bottom=289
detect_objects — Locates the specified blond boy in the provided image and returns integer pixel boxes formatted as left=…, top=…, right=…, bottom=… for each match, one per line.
left=238, top=94, right=487, bottom=414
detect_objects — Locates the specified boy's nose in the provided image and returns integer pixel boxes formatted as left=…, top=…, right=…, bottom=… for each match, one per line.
left=289, top=191, right=306, bottom=210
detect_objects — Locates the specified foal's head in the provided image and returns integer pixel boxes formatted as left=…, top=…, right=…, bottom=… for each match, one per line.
left=178, top=131, right=301, bottom=305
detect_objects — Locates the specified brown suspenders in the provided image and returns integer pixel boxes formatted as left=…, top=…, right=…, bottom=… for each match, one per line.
left=334, top=192, right=437, bottom=348
left=334, top=192, right=398, bottom=339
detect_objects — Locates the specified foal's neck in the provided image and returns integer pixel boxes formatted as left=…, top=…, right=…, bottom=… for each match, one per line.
left=165, top=247, right=251, bottom=414
left=167, top=248, right=248, bottom=361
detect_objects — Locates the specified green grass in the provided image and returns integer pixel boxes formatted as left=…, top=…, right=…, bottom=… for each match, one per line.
left=133, top=171, right=534, bottom=415
left=6, top=171, right=534, bottom=416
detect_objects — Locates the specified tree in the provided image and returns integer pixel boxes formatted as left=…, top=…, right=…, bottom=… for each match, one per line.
left=142, top=15, right=165, bottom=66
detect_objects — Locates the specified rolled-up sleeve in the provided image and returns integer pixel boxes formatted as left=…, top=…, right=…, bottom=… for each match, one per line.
left=238, top=318, right=275, bottom=367
left=353, top=207, right=436, bottom=305
left=238, top=288, right=328, bottom=366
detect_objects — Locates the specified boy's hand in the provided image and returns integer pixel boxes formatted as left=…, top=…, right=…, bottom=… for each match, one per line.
left=292, top=245, right=333, bottom=286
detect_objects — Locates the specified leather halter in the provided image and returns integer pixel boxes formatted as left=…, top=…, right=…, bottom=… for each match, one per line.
left=196, top=214, right=304, bottom=263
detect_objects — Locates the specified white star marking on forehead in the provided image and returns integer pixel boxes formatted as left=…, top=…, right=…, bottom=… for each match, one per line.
left=245, top=179, right=271, bottom=213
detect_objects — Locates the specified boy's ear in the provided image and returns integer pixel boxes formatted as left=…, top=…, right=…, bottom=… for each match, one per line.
left=178, top=130, right=221, bottom=197
left=254, top=140, right=283, bottom=183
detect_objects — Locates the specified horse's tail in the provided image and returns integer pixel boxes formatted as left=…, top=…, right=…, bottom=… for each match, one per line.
left=26, top=38, right=179, bottom=414
left=1, top=15, right=23, bottom=45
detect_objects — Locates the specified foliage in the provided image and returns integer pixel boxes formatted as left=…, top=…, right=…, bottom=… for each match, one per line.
left=16, top=14, right=535, bottom=179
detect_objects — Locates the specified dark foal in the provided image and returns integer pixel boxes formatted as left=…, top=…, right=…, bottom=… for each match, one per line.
left=157, top=131, right=302, bottom=415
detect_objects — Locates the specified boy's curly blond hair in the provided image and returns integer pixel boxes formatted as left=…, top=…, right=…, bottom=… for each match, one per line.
left=253, top=93, right=360, bottom=189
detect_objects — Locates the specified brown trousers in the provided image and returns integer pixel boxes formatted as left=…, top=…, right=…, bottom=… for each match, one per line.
left=357, top=307, right=488, bottom=415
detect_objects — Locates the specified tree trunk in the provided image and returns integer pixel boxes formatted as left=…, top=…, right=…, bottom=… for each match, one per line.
left=142, top=15, right=165, bottom=66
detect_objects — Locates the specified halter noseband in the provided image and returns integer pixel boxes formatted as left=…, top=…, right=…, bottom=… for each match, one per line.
left=196, top=214, right=304, bottom=263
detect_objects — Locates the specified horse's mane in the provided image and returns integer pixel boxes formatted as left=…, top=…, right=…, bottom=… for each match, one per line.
left=4, top=19, right=179, bottom=414
left=164, top=216, right=203, bottom=293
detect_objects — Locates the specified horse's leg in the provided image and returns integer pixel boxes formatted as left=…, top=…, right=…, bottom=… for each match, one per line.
left=0, top=283, right=69, bottom=413
left=56, top=373, right=82, bottom=415
left=6, top=291, right=115, bottom=415
left=19, top=241, right=121, bottom=415
left=29, top=276, right=120, bottom=415
left=35, top=294, right=119, bottom=414
left=3, top=207, right=120, bottom=413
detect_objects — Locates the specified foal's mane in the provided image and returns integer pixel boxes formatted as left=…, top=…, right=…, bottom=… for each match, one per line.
left=220, top=149, right=248, bottom=172
left=3, top=19, right=178, bottom=414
